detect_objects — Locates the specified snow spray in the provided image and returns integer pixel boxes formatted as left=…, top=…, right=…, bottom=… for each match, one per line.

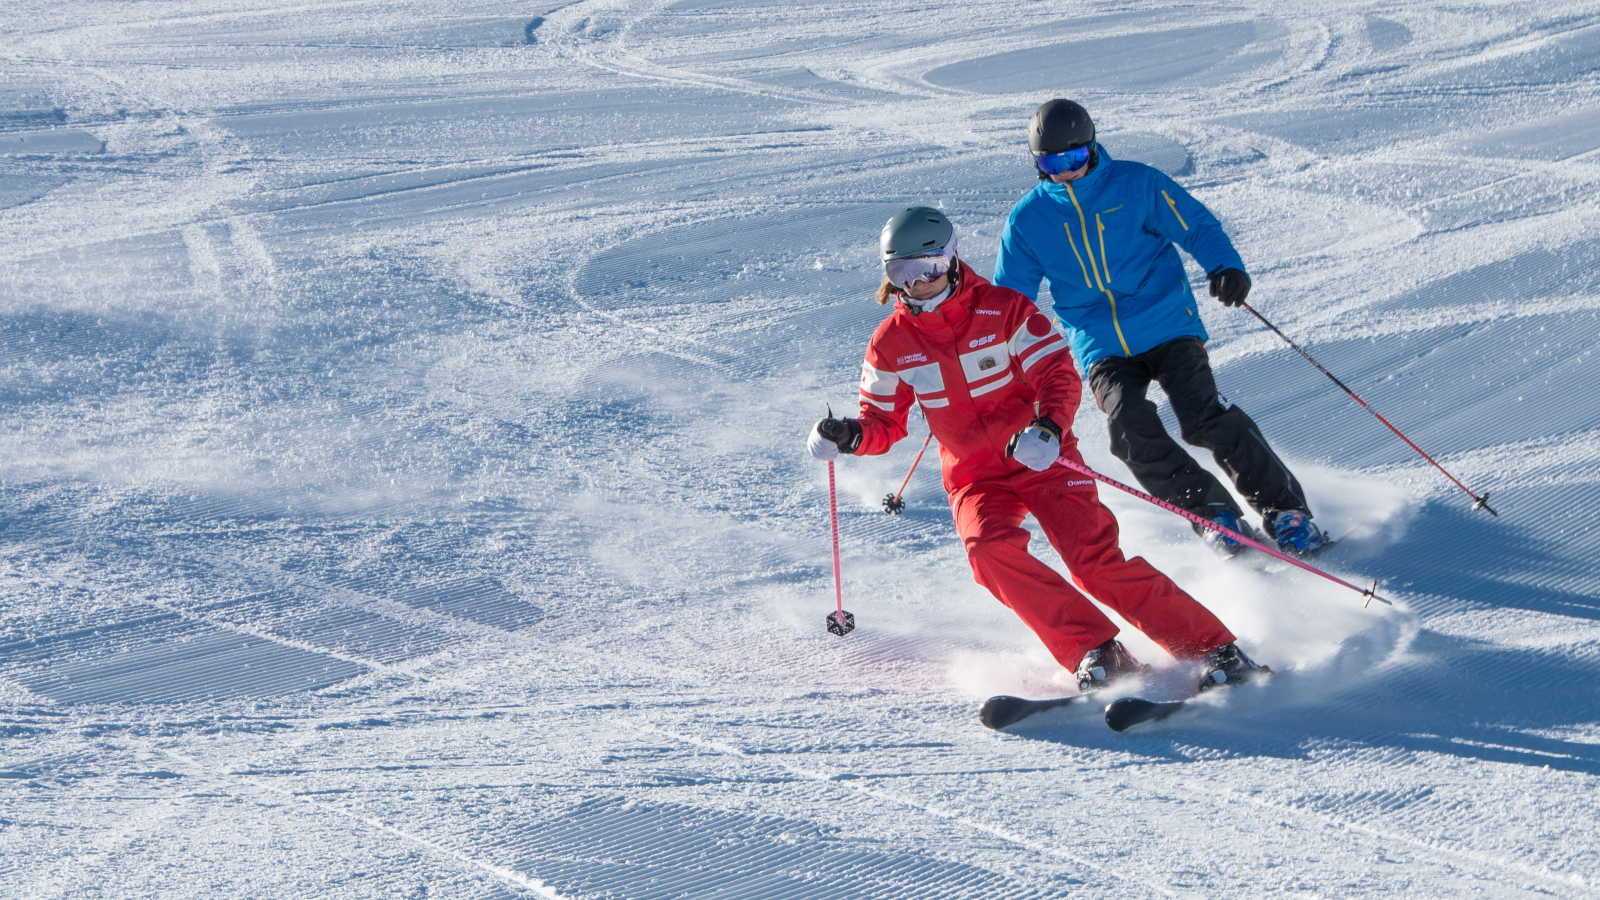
left=1054, top=456, right=1391, bottom=608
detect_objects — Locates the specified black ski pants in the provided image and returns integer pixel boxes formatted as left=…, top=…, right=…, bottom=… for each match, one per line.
left=1087, top=336, right=1309, bottom=526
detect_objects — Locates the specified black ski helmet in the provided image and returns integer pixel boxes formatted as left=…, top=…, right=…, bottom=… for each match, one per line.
left=1029, top=99, right=1095, bottom=156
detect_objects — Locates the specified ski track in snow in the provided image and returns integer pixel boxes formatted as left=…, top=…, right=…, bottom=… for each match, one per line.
left=2, top=0, right=1600, bottom=896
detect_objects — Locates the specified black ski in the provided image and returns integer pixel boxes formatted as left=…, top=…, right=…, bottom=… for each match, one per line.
left=1106, top=655, right=1272, bottom=732
left=1104, top=696, right=1189, bottom=732
left=979, top=694, right=1084, bottom=730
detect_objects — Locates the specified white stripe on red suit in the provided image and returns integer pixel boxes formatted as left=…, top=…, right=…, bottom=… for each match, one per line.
left=853, top=262, right=1078, bottom=492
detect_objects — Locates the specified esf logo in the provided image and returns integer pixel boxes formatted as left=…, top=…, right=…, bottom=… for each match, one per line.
left=968, top=334, right=997, bottom=349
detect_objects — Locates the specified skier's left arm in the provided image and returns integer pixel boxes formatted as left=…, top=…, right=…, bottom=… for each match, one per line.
left=1148, top=171, right=1246, bottom=279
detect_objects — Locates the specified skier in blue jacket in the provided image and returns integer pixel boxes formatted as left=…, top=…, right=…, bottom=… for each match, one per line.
left=994, top=99, right=1326, bottom=557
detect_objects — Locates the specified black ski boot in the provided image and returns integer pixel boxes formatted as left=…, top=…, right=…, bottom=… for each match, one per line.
left=1075, top=639, right=1147, bottom=694
left=1196, top=642, right=1271, bottom=692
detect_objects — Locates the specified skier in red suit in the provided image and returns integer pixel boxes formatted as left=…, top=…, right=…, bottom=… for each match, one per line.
left=808, top=207, right=1268, bottom=692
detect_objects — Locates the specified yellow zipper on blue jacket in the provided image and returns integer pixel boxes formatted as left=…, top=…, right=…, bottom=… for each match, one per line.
left=1064, top=183, right=1131, bottom=357
left=1162, top=190, right=1189, bottom=231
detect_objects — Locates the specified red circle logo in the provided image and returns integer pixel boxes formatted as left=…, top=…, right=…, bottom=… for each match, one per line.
left=1026, top=314, right=1052, bottom=338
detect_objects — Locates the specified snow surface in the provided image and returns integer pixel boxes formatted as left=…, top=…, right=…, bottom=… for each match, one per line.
left=2, top=0, right=1599, bottom=897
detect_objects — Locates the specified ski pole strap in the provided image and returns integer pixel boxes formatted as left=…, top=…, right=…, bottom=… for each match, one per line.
left=1053, top=456, right=1392, bottom=607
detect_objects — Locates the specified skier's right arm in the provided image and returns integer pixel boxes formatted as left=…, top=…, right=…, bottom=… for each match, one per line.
left=992, top=214, right=1046, bottom=300
left=853, top=354, right=914, bottom=456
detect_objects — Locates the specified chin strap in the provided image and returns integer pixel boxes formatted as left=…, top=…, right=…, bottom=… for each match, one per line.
left=897, top=260, right=962, bottom=316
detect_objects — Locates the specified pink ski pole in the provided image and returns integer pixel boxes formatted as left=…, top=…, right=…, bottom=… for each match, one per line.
left=1054, top=456, right=1391, bottom=608
left=825, top=459, right=856, bottom=635
left=883, top=432, right=934, bottom=515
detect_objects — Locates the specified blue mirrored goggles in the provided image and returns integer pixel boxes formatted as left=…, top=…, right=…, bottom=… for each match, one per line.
left=884, top=250, right=953, bottom=291
left=1034, top=144, right=1093, bottom=176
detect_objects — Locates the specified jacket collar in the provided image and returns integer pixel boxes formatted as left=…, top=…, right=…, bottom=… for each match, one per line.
left=896, top=261, right=985, bottom=334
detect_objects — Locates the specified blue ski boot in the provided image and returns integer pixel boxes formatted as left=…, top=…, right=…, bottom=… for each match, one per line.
left=1195, top=508, right=1256, bottom=559
left=1269, top=510, right=1328, bottom=557
left=1197, top=642, right=1271, bottom=692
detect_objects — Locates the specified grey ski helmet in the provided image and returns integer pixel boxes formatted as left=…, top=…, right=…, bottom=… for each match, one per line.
left=1029, top=99, right=1095, bottom=155
left=881, top=206, right=955, bottom=262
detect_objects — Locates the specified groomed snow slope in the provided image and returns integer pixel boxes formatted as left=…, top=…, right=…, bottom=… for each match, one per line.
left=2, top=1, right=1600, bottom=897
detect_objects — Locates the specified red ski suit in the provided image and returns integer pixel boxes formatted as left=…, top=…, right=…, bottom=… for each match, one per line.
left=853, top=263, right=1233, bottom=669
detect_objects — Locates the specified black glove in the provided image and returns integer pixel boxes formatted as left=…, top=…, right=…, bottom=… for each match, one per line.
left=809, top=416, right=863, bottom=458
left=1207, top=267, right=1251, bottom=308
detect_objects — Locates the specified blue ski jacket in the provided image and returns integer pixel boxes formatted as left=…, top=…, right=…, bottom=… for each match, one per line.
left=993, top=146, right=1245, bottom=369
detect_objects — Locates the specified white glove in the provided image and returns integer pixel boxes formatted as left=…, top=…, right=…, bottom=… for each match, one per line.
left=1008, top=423, right=1061, bottom=471
left=807, top=423, right=840, bottom=461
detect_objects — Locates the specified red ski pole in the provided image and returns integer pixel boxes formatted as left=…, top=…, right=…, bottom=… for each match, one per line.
left=883, top=432, right=934, bottom=515
left=1241, top=302, right=1497, bottom=517
left=1055, top=456, right=1391, bottom=608
left=825, top=459, right=856, bottom=636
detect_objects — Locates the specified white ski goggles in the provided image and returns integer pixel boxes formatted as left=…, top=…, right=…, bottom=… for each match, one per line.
left=884, top=234, right=958, bottom=291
